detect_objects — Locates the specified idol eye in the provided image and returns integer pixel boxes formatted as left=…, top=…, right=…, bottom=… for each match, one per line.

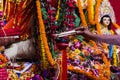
left=103, top=19, right=106, bottom=21
left=108, top=19, right=110, bottom=21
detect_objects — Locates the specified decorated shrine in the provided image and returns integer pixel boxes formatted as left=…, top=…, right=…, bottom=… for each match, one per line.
left=0, top=0, right=120, bottom=80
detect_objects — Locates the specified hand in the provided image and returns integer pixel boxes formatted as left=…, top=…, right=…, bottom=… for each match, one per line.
left=75, top=27, right=92, bottom=37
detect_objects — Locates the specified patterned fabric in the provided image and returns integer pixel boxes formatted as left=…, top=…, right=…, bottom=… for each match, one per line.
left=0, top=67, right=8, bottom=80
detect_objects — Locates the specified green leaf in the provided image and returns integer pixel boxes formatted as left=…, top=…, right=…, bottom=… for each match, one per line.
left=85, top=55, right=90, bottom=60
left=74, top=13, right=80, bottom=27
left=41, top=8, right=48, bottom=20
left=77, top=35, right=84, bottom=42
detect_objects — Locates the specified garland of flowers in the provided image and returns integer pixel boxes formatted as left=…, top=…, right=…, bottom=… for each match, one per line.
left=39, top=35, right=49, bottom=69
left=36, top=0, right=55, bottom=66
left=77, top=0, right=87, bottom=27
left=87, top=0, right=95, bottom=25
left=0, top=54, right=8, bottom=68
left=112, top=46, right=117, bottom=66
left=87, top=0, right=102, bottom=25
left=55, top=0, right=60, bottom=20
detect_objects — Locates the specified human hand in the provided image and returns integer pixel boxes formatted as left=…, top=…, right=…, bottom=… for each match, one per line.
left=74, top=27, right=92, bottom=37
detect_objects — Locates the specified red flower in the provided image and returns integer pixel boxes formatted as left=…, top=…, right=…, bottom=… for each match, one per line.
left=50, top=25, right=58, bottom=30
left=48, top=10, right=55, bottom=15
left=66, top=1, right=75, bottom=8
left=69, top=23, right=75, bottom=27
left=48, top=16, right=56, bottom=22
left=64, top=21, right=69, bottom=26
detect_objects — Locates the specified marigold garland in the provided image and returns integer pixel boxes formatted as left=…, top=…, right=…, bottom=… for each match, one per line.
left=77, top=0, right=87, bottom=27
left=36, top=0, right=55, bottom=66
left=113, top=46, right=117, bottom=66
left=0, top=54, right=8, bottom=68
left=87, top=0, right=102, bottom=25
left=94, top=0, right=102, bottom=25
left=87, top=0, right=95, bottom=25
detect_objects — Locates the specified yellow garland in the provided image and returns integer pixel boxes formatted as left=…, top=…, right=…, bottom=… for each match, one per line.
left=94, top=0, right=102, bottom=25
left=87, top=0, right=95, bottom=25
left=55, top=0, right=60, bottom=20
left=113, top=46, right=117, bottom=66
left=39, top=35, right=48, bottom=69
left=36, top=0, right=55, bottom=66
left=87, top=0, right=102, bottom=25
left=0, top=54, right=8, bottom=68
left=77, top=0, right=87, bottom=27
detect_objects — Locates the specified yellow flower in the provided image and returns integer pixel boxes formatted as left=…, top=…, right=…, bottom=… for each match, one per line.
left=74, top=49, right=81, bottom=54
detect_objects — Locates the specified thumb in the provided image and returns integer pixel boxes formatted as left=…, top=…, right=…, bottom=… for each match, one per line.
left=75, top=27, right=86, bottom=31
left=76, top=31, right=84, bottom=35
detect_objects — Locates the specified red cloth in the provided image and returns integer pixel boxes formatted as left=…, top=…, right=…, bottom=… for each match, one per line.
left=109, top=0, right=120, bottom=25
left=0, top=27, right=20, bottom=37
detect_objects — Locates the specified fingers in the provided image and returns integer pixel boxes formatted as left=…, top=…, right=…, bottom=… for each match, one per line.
left=75, top=31, right=84, bottom=35
left=75, top=26, right=87, bottom=31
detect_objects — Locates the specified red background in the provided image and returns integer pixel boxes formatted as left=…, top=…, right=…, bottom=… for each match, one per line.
left=109, top=0, right=120, bottom=25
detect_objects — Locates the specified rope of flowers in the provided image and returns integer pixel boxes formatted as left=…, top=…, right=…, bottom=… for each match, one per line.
left=0, top=54, right=8, bottom=68
left=39, top=35, right=49, bottom=69
left=36, top=0, right=55, bottom=66
left=77, top=0, right=87, bottom=27
left=87, top=0, right=102, bottom=25
left=112, top=46, right=117, bottom=66
left=55, top=0, right=60, bottom=20
left=87, top=0, right=95, bottom=25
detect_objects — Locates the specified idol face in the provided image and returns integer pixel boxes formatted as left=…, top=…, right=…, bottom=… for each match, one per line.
left=102, top=17, right=110, bottom=26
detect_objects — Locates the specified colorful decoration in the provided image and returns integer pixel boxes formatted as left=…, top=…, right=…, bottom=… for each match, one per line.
left=0, top=54, right=8, bottom=80
left=35, top=0, right=120, bottom=79
left=1, top=0, right=120, bottom=80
